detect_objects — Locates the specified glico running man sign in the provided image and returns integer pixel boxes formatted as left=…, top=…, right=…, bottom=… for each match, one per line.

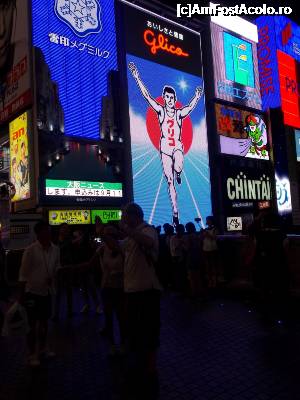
left=120, top=2, right=212, bottom=227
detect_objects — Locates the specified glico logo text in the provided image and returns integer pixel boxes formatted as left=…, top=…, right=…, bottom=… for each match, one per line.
left=143, top=30, right=189, bottom=57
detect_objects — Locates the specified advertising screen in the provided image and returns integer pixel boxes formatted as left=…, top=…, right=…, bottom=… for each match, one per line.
left=274, top=16, right=300, bottom=63
left=215, top=103, right=269, bottom=160
left=31, top=0, right=117, bottom=139
left=91, top=209, right=122, bottom=224
left=0, top=0, right=31, bottom=124
left=122, top=3, right=212, bottom=227
left=222, top=162, right=274, bottom=212
left=275, top=173, right=292, bottom=214
left=45, top=179, right=123, bottom=198
left=9, top=112, right=30, bottom=202
left=256, top=16, right=300, bottom=124
left=211, top=22, right=261, bottom=109
left=49, top=209, right=91, bottom=225
left=295, top=130, right=300, bottom=161
left=277, top=50, right=300, bottom=129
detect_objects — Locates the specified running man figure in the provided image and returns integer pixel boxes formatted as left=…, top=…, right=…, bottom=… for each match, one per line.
left=129, top=62, right=203, bottom=226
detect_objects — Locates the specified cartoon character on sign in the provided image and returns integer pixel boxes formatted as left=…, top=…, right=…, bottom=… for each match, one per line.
left=244, top=114, right=268, bottom=158
left=129, top=62, right=203, bottom=226
left=55, top=0, right=102, bottom=37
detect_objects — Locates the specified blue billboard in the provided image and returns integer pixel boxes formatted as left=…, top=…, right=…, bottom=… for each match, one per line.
left=122, top=4, right=212, bottom=227
left=32, top=0, right=117, bottom=140
left=256, top=16, right=300, bottom=111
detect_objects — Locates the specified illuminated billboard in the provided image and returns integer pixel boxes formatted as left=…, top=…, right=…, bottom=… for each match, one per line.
left=91, top=209, right=122, bottom=224
left=0, top=0, right=32, bottom=124
left=9, top=112, right=30, bottom=202
left=256, top=16, right=300, bottom=128
left=277, top=50, right=300, bottom=128
left=49, top=209, right=91, bottom=225
left=211, top=22, right=261, bottom=109
left=221, top=161, right=274, bottom=213
left=31, top=0, right=117, bottom=139
left=276, top=174, right=292, bottom=214
left=215, top=103, right=269, bottom=160
left=295, top=130, right=300, bottom=161
left=45, top=179, right=122, bottom=197
left=121, top=3, right=212, bottom=227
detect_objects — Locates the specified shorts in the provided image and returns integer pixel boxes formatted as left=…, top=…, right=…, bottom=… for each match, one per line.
left=160, top=138, right=183, bottom=157
left=126, top=289, right=161, bottom=352
left=23, top=292, right=52, bottom=323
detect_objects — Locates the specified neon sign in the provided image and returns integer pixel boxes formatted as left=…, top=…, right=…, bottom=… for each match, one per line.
left=32, top=0, right=117, bottom=140
left=227, top=172, right=272, bottom=201
left=256, top=16, right=300, bottom=120
left=143, top=30, right=189, bottom=57
left=277, top=50, right=300, bottom=128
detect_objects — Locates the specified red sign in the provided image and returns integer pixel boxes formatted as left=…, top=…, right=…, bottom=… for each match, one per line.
left=258, top=201, right=271, bottom=210
left=0, top=90, right=32, bottom=125
left=277, top=50, right=300, bottom=128
left=143, top=30, right=189, bottom=57
left=281, top=22, right=292, bottom=46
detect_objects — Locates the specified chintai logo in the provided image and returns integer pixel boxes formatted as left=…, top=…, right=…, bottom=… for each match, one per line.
left=227, top=172, right=272, bottom=201
left=55, top=0, right=102, bottom=37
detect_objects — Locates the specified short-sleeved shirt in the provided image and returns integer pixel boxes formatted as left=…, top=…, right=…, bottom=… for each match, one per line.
left=123, top=223, right=162, bottom=293
left=19, top=241, right=60, bottom=296
left=203, top=227, right=218, bottom=252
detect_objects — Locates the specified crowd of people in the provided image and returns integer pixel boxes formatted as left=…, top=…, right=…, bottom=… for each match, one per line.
left=0, top=204, right=290, bottom=399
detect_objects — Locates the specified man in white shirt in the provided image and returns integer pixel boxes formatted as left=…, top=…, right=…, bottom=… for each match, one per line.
left=19, top=221, right=60, bottom=367
left=120, top=203, right=162, bottom=396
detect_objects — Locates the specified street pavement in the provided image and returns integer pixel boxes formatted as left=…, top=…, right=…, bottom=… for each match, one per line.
left=1, top=290, right=300, bottom=400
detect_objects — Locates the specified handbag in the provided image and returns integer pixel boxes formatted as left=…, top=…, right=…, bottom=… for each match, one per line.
left=2, top=301, right=30, bottom=337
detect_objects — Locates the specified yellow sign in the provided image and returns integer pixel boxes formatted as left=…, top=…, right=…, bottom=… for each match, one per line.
left=49, top=210, right=91, bottom=225
left=9, top=112, right=30, bottom=202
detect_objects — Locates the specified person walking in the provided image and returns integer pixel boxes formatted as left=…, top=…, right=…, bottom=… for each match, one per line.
left=170, top=224, right=187, bottom=292
left=120, top=203, right=162, bottom=397
left=19, top=221, right=60, bottom=367
left=184, top=222, right=202, bottom=298
left=202, top=216, right=219, bottom=288
left=53, top=223, right=74, bottom=320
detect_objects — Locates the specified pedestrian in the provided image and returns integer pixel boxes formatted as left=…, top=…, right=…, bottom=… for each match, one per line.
left=120, top=203, right=162, bottom=396
left=73, top=229, right=102, bottom=315
left=170, top=224, right=187, bottom=292
left=184, top=222, right=202, bottom=298
left=53, top=223, right=74, bottom=320
left=202, top=216, right=219, bottom=288
left=19, top=221, right=60, bottom=367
